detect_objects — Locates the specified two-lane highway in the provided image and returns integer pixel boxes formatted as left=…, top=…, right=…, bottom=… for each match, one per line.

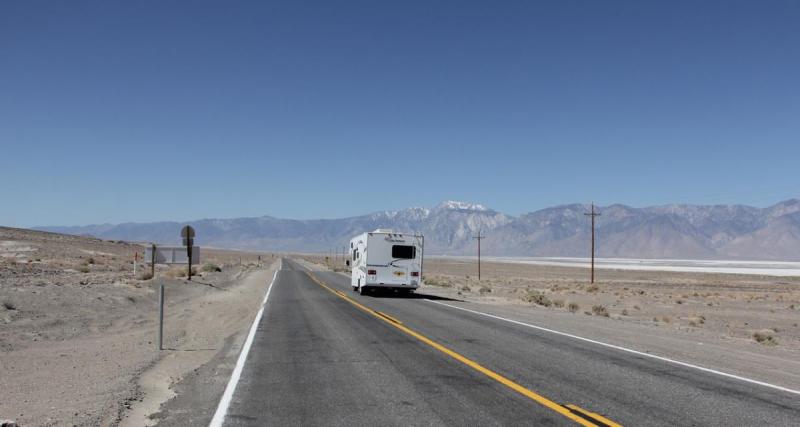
left=212, top=259, right=799, bottom=426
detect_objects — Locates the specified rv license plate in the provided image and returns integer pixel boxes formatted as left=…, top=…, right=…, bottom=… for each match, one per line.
left=393, top=271, right=405, bottom=277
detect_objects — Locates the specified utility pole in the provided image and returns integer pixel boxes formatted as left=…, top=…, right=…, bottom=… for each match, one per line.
left=584, top=203, right=601, bottom=284
left=473, top=230, right=485, bottom=281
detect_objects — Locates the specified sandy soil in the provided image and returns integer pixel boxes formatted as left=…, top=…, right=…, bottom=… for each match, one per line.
left=0, top=227, right=277, bottom=426
left=417, top=258, right=800, bottom=353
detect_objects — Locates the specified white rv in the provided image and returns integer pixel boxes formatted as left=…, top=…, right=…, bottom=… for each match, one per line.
left=348, top=229, right=423, bottom=294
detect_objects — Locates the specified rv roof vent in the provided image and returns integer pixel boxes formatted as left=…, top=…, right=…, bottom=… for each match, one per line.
left=374, top=228, right=394, bottom=233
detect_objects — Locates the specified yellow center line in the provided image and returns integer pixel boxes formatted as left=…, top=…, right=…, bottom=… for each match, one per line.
left=566, top=404, right=622, bottom=427
left=305, top=272, right=619, bottom=427
left=375, top=311, right=403, bottom=325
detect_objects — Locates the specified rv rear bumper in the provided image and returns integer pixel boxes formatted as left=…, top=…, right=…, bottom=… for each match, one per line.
left=364, top=281, right=419, bottom=289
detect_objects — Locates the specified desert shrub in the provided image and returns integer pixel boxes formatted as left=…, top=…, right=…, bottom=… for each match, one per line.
left=479, top=286, right=492, bottom=295
left=661, top=316, right=671, bottom=323
left=164, top=268, right=182, bottom=278
left=461, top=285, right=471, bottom=292
left=87, top=257, right=95, bottom=264
left=676, top=299, right=683, bottom=305
left=425, top=277, right=448, bottom=287
left=687, top=316, right=705, bottom=327
left=78, top=265, right=90, bottom=273
left=524, top=290, right=551, bottom=307
left=753, top=329, right=778, bottom=346
left=633, top=305, right=641, bottom=310
left=621, top=309, right=629, bottom=316
left=567, top=302, right=580, bottom=313
left=202, top=263, right=222, bottom=273
left=552, top=299, right=565, bottom=308
left=166, top=267, right=195, bottom=278
left=586, top=285, right=599, bottom=293
left=2, top=300, right=16, bottom=310
left=591, top=305, right=609, bottom=317
left=139, top=271, right=154, bottom=280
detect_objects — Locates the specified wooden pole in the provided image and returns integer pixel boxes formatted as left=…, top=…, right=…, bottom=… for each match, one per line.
left=473, top=230, right=485, bottom=281
left=584, top=203, right=601, bottom=284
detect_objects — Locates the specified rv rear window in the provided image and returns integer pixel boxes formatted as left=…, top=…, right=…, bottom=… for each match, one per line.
left=392, top=245, right=415, bottom=259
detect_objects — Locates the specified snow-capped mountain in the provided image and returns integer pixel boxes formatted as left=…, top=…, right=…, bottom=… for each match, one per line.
left=34, top=199, right=800, bottom=260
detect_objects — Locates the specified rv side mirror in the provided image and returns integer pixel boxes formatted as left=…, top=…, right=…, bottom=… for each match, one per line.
left=345, top=260, right=350, bottom=266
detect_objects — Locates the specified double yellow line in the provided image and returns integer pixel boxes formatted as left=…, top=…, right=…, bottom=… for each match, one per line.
left=305, top=272, right=622, bottom=427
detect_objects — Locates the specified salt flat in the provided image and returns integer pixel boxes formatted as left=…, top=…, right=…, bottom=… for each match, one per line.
left=443, top=256, right=800, bottom=277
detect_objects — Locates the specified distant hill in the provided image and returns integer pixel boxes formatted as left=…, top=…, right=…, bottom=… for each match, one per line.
left=35, top=199, right=800, bottom=260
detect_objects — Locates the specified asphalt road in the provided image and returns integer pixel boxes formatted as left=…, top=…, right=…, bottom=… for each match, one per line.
left=217, top=259, right=800, bottom=426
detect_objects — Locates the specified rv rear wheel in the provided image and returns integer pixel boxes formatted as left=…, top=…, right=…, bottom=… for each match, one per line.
left=358, top=285, right=367, bottom=295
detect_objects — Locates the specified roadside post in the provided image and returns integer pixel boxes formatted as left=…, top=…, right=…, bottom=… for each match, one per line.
left=133, top=251, right=138, bottom=277
left=158, top=279, right=165, bottom=350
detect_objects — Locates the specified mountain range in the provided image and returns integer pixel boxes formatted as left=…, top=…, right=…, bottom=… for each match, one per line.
left=35, top=199, right=800, bottom=261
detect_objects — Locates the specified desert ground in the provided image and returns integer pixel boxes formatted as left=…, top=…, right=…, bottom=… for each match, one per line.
left=421, top=258, right=800, bottom=350
left=0, top=227, right=277, bottom=426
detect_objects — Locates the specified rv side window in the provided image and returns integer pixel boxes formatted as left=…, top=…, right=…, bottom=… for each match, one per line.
left=391, top=245, right=415, bottom=259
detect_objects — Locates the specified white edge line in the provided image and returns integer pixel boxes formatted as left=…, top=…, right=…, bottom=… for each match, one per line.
left=209, top=260, right=281, bottom=427
left=425, top=299, right=800, bottom=397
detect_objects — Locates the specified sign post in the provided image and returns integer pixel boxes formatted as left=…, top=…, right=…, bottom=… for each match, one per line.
left=144, top=231, right=200, bottom=351
left=182, top=226, right=195, bottom=281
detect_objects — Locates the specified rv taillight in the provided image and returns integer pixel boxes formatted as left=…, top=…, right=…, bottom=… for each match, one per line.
left=367, top=269, right=377, bottom=275
left=411, top=271, right=420, bottom=277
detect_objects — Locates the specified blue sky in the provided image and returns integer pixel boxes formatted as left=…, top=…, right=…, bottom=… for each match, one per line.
left=2, top=1, right=799, bottom=227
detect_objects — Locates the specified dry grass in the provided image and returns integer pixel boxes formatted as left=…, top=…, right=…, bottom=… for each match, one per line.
left=591, top=305, right=609, bottom=317
left=523, top=290, right=552, bottom=307
left=164, top=266, right=198, bottom=278
left=202, top=263, right=222, bottom=272
left=753, top=329, right=779, bottom=346
left=425, top=277, right=453, bottom=288
left=567, top=302, right=580, bottom=313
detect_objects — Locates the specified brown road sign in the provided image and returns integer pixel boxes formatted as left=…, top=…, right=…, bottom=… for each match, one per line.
left=181, top=225, right=195, bottom=239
